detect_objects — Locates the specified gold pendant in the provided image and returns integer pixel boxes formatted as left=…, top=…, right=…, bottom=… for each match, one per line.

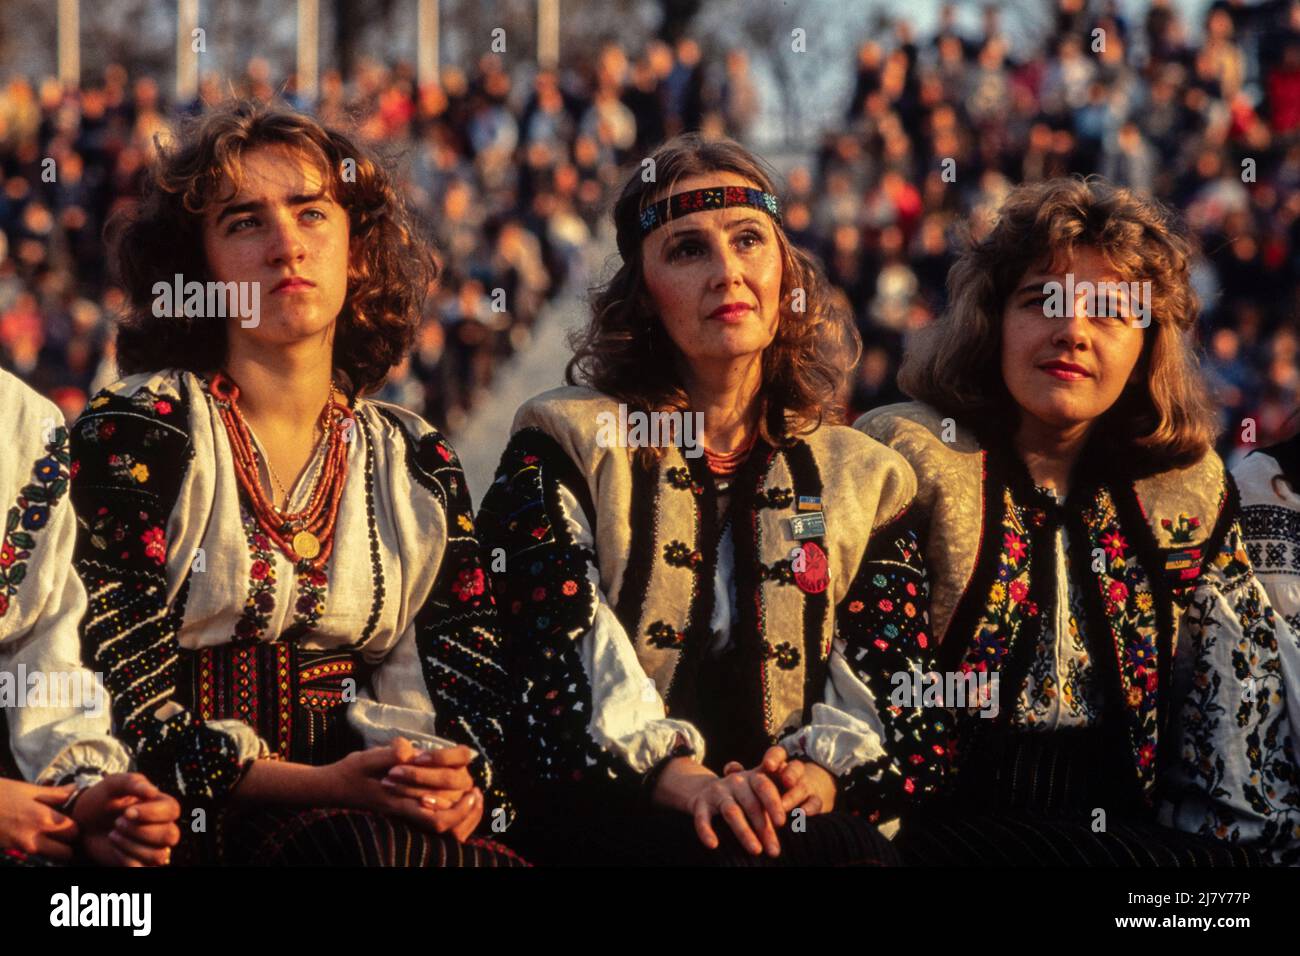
left=292, top=530, right=321, bottom=560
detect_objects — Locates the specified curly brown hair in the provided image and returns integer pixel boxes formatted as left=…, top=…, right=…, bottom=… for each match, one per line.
left=567, top=133, right=859, bottom=463
left=107, top=100, right=435, bottom=395
left=898, top=176, right=1218, bottom=473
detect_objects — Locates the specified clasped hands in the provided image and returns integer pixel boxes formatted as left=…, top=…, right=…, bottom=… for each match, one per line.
left=0, top=773, right=181, bottom=867
left=651, top=745, right=837, bottom=858
left=323, top=736, right=483, bottom=842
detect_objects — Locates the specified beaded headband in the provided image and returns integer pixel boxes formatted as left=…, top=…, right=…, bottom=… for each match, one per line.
left=638, top=185, right=782, bottom=237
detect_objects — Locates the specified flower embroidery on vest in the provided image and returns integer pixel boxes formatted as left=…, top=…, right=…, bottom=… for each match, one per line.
left=760, top=559, right=796, bottom=584
left=646, top=620, right=686, bottom=649
left=663, top=540, right=702, bottom=568
left=103, top=452, right=152, bottom=486
left=1101, top=530, right=1128, bottom=561
left=962, top=490, right=1037, bottom=673
left=1004, top=531, right=1027, bottom=562
left=140, top=526, right=167, bottom=565
left=1161, top=512, right=1202, bottom=544
left=1080, top=486, right=1161, bottom=793
left=763, top=641, right=801, bottom=670
left=453, top=565, right=487, bottom=603
left=756, top=487, right=794, bottom=509
left=665, top=467, right=702, bottom=494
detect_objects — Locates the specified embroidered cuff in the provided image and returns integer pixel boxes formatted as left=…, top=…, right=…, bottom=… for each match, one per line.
left=36, top=738, right=131, bottom=788
left=53, top=768, right=107, bottom=798
left=203, top=718, right=271, bottom=763
left=641, top=737, right=697, bottom=799
left=142, top=717, right=267, bottom=801
left=778, top=703, right=887, bottom=777
left=598, top=719, right=707, bottom=776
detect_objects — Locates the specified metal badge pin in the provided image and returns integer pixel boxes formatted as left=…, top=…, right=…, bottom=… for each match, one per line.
left=789, top=511, right=826, bottom=540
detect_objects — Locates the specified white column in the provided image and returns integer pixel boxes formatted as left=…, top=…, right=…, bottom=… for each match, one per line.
left=298, top=0, right=320, bottom=103
left=176, top=0, right=199, bottom=102
left=418, top=0, right=440, bottom=88
left=537, top=0, right=559, bottom=70
left=57, top=0, right=80, bottom=87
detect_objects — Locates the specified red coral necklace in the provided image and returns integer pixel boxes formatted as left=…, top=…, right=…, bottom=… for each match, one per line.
left=208, top=370, right=353, bottom=569
left=704, top=430, right=758, bottom=477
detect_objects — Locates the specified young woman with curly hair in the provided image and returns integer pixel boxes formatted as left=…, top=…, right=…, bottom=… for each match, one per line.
left=67, top=101, right=522, bottom=866
left=477, top=133, right=950, bottom=865
left=858, top=176, right=1300, bottom=865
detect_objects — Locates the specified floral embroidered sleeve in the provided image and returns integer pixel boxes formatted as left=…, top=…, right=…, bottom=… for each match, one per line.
left=781, top=510, right=951, bottom=821
left=476, top=427, right=705, bottom=795
left=363, top=419, right=516, bottom=825
left=0, top=400, right=130, bottom=787
left=70, top=385, right=263, bottom=801
left=1160, top=518, right=1300, bottom=864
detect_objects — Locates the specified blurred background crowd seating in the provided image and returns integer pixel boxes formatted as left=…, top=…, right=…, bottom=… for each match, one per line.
left=2, top=0, right=1298, bottom=464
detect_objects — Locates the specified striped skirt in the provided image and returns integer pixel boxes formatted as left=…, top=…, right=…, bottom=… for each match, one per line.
left=507, top=780, right=898, bottom=866
left=894, top=725, right=1263, bottom=866
left=220, top=806, right=527, bottom=867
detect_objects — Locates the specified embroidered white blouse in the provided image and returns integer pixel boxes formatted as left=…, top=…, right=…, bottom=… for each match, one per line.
left=1231, top=448, right=1300, bottom=767
left=70, top=369, right=507, bottom=801
left=1234, top=448, right=1300, bottom=631
left=0, top=369, right=131, bottom=785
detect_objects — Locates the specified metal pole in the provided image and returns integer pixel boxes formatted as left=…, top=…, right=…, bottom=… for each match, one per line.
left=57, top=0, right=80, bottom=87
left=177, top=0, right=199, bottom=102
left=418, top=0, right=440, bottom=88
left=538, top=0, right=559, bottom=70
left=298, top=0, right=320, bottom=103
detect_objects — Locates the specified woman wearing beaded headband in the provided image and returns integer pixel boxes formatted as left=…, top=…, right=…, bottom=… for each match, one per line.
left=858, top=177, right=1300, bottom=865
left=477, top=133, right=949, bottom=865
left=67, top=101, right=521, bottom=865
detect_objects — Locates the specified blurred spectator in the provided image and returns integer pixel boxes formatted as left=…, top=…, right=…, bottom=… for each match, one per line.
left=720, top=50, right=759, bottom=145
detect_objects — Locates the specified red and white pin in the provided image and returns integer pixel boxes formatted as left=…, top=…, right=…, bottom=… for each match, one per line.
left=791, top=541, right=829, bottom=595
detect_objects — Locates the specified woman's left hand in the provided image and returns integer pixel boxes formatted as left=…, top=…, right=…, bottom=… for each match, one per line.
left=439, top=788, right=485, bottom=843
left=74, top=774, right=182, bottom=867
left=379, top=737, right=476, bottom=807
left=380, top=737, right=483, bottom=841
left=725, top=746, right=837, bottom=817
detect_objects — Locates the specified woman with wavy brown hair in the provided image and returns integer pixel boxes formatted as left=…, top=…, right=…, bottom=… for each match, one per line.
left=476, top=133, right=950, bottom=865
left=858, top=176, right=1300, bottom=865
left=66, top=100, right=522, bottom=865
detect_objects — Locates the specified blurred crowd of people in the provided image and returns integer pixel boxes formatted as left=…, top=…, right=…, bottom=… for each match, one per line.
left=0, top=34, right=751, bottom=434
left=4, top=0, right=1300, bottom=461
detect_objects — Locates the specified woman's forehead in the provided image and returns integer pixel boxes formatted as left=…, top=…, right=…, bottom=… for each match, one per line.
left=651, top=209, right=773, bottom=247
left=1019, top=245, right=1128, bottom=282
left=212, top=144, right=334, bottom=205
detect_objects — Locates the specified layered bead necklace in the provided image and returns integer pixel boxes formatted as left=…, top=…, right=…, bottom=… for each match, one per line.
left=703, top=429, right=758, bottom=493
left=209, top=370, right=353, bottom=570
